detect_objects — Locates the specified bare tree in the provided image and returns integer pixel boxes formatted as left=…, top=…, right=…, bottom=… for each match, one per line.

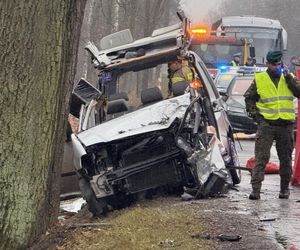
left=75, top=0, right=96, bottom=82
left=0, top=0, right=86, bottom=249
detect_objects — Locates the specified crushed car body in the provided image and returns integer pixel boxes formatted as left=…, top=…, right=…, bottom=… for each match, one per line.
left=70, top=14, right=241, bottom=216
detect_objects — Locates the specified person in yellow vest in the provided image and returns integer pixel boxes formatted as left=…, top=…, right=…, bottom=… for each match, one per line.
left=230, top=52, right=241, bottom=66
left=244, top=51, right=300, bottom=200
left=167, top=58, right=194, bottom=97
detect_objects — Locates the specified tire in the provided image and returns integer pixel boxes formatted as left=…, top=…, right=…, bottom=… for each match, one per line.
left=227, top=137, right=241, bottom=185
left=79, top=178, right=108, bottom=217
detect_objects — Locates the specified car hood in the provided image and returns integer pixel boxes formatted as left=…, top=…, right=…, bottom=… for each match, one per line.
left=77, top=94, right=190, bottom=147
left=226, top=95, right=245, bottom=109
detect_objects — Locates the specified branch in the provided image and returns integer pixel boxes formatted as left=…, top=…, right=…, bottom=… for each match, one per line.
left=66, top=223, right=113, bottom=229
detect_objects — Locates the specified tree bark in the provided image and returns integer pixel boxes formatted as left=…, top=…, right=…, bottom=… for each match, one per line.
left=0, top=0, right=86, bottom=249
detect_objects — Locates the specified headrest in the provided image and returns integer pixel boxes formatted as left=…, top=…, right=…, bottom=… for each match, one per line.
left=171, top=81, right=189, bottom=97
left=141, top=87, right=163, bottom=105
left=107, top=99, right=128, bottom=114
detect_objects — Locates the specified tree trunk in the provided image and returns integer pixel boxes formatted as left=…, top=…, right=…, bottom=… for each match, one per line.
left=75, top=0, right=96, bottom=83
left=0, top=0, right=86, bottom=249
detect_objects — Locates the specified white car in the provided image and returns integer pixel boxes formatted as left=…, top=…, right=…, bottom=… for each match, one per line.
left=70, top=16, right=241, bottom=216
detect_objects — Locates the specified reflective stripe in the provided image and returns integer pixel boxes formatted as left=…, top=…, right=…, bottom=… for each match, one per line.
left=187, top=72, right=193, bottom=80
left=259, top=108, right=295, bottom=114
left=171, top=67, right=194, bottom=84
left=172, top=76, right=185, bottom=83
left=231, top=61, right=238, bottom=66
left=258, top=96, right=294, bottom=103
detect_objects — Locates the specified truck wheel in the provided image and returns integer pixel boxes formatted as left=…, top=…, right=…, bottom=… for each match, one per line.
left=79, top=178, right=108, bottom=217
left=227, top=137, right=241, bottom=185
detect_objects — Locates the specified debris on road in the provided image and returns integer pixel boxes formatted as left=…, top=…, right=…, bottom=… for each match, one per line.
left=217, top=234, right=242, bottom=241
left=158, top=239, right=176, bottom=247
left=191, top=232, right=212, bottom=240
left=191, top=232, right=242, bottom=242
left=181, top=192, right=194, bottom=201
left=60, top=197, right=86, bottom=213
left=234, top=133, right=256, bottom=140
left=259, top=216, right=277, bottom=222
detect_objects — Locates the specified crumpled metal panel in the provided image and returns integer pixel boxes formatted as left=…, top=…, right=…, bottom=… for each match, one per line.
left=77, top=94, right=190, bottom=147
left=188, top=136, right=226, bottom=185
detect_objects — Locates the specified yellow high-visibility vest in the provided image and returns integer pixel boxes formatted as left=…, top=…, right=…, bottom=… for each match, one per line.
left=231, top=61, right=240, bottom=67
left=171, top=66, right=193, bottom=84
left=256, top=72, right=295, bottom=120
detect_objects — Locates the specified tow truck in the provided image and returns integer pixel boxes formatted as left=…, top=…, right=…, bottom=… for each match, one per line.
left=189, top=26, right=255, bottom=79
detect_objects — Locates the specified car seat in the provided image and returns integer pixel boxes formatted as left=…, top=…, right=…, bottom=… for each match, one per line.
left=171, top=80, right=189, bottom=96
left=141, top=87, right=163, bottom=105
left=106, top=99, right=129, bottom=119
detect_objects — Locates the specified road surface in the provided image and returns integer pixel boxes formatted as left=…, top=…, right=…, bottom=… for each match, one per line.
left=235, top=139, right=300, bottom=249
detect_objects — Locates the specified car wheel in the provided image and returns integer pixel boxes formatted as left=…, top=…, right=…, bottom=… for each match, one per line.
left=79, top=177, right=108, bottom=217
left=227, top=137, right=241, bottom=185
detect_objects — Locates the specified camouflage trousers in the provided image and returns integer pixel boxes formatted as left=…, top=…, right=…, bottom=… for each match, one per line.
left=251, top=122, right=294, bottom=187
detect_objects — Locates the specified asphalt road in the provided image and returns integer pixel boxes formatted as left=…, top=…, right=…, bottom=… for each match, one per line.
left=235, top=139, right=300, bottom=249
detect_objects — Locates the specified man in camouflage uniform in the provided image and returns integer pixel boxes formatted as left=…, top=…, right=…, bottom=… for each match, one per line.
left=244, top=51, right=300, bottom=200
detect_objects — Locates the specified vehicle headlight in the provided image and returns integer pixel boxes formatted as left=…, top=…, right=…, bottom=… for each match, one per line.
left=227, top=106, right=245, bottom=113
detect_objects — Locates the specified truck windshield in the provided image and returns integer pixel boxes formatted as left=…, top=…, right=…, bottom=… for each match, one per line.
left=191, top=44, right=244, bottom=68
left=223, top=27, right=280, bottom=64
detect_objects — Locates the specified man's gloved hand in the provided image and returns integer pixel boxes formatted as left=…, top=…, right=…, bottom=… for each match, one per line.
left=254, top=114, right=266, bottom=125
left=248, top=112, right=264, bottom=125
left=283, top=64, right=290, bottom=75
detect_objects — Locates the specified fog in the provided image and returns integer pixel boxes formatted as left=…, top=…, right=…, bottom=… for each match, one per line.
left=180, top=0, right=221, bottom=22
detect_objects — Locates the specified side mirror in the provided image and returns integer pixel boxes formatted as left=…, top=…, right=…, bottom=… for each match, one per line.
left=249, top=46, right=256, bottom=58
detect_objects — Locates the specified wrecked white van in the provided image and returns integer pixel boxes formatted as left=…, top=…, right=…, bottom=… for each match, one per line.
left=70, top=15, right=241, bottom=216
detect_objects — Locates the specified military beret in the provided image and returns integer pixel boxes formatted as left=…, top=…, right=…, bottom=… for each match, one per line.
left=266, top=51, right=282, bottom=63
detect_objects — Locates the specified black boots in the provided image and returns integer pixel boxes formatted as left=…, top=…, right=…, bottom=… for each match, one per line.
left=249, top=181, right=290, bottom=199
left=279, top=190, right=290, bottom=199
left=249, top=190, right=261, bottom=200
left=279, top=180, right=290, bottom=199
left=249, top=183, right=261, bottom=200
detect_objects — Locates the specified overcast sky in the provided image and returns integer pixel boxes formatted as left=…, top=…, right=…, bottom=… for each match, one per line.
left=180, top=0, right=221, bottom=22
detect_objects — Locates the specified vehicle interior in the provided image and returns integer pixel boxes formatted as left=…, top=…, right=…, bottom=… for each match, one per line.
left=76, top=51, right=216, bottom=130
